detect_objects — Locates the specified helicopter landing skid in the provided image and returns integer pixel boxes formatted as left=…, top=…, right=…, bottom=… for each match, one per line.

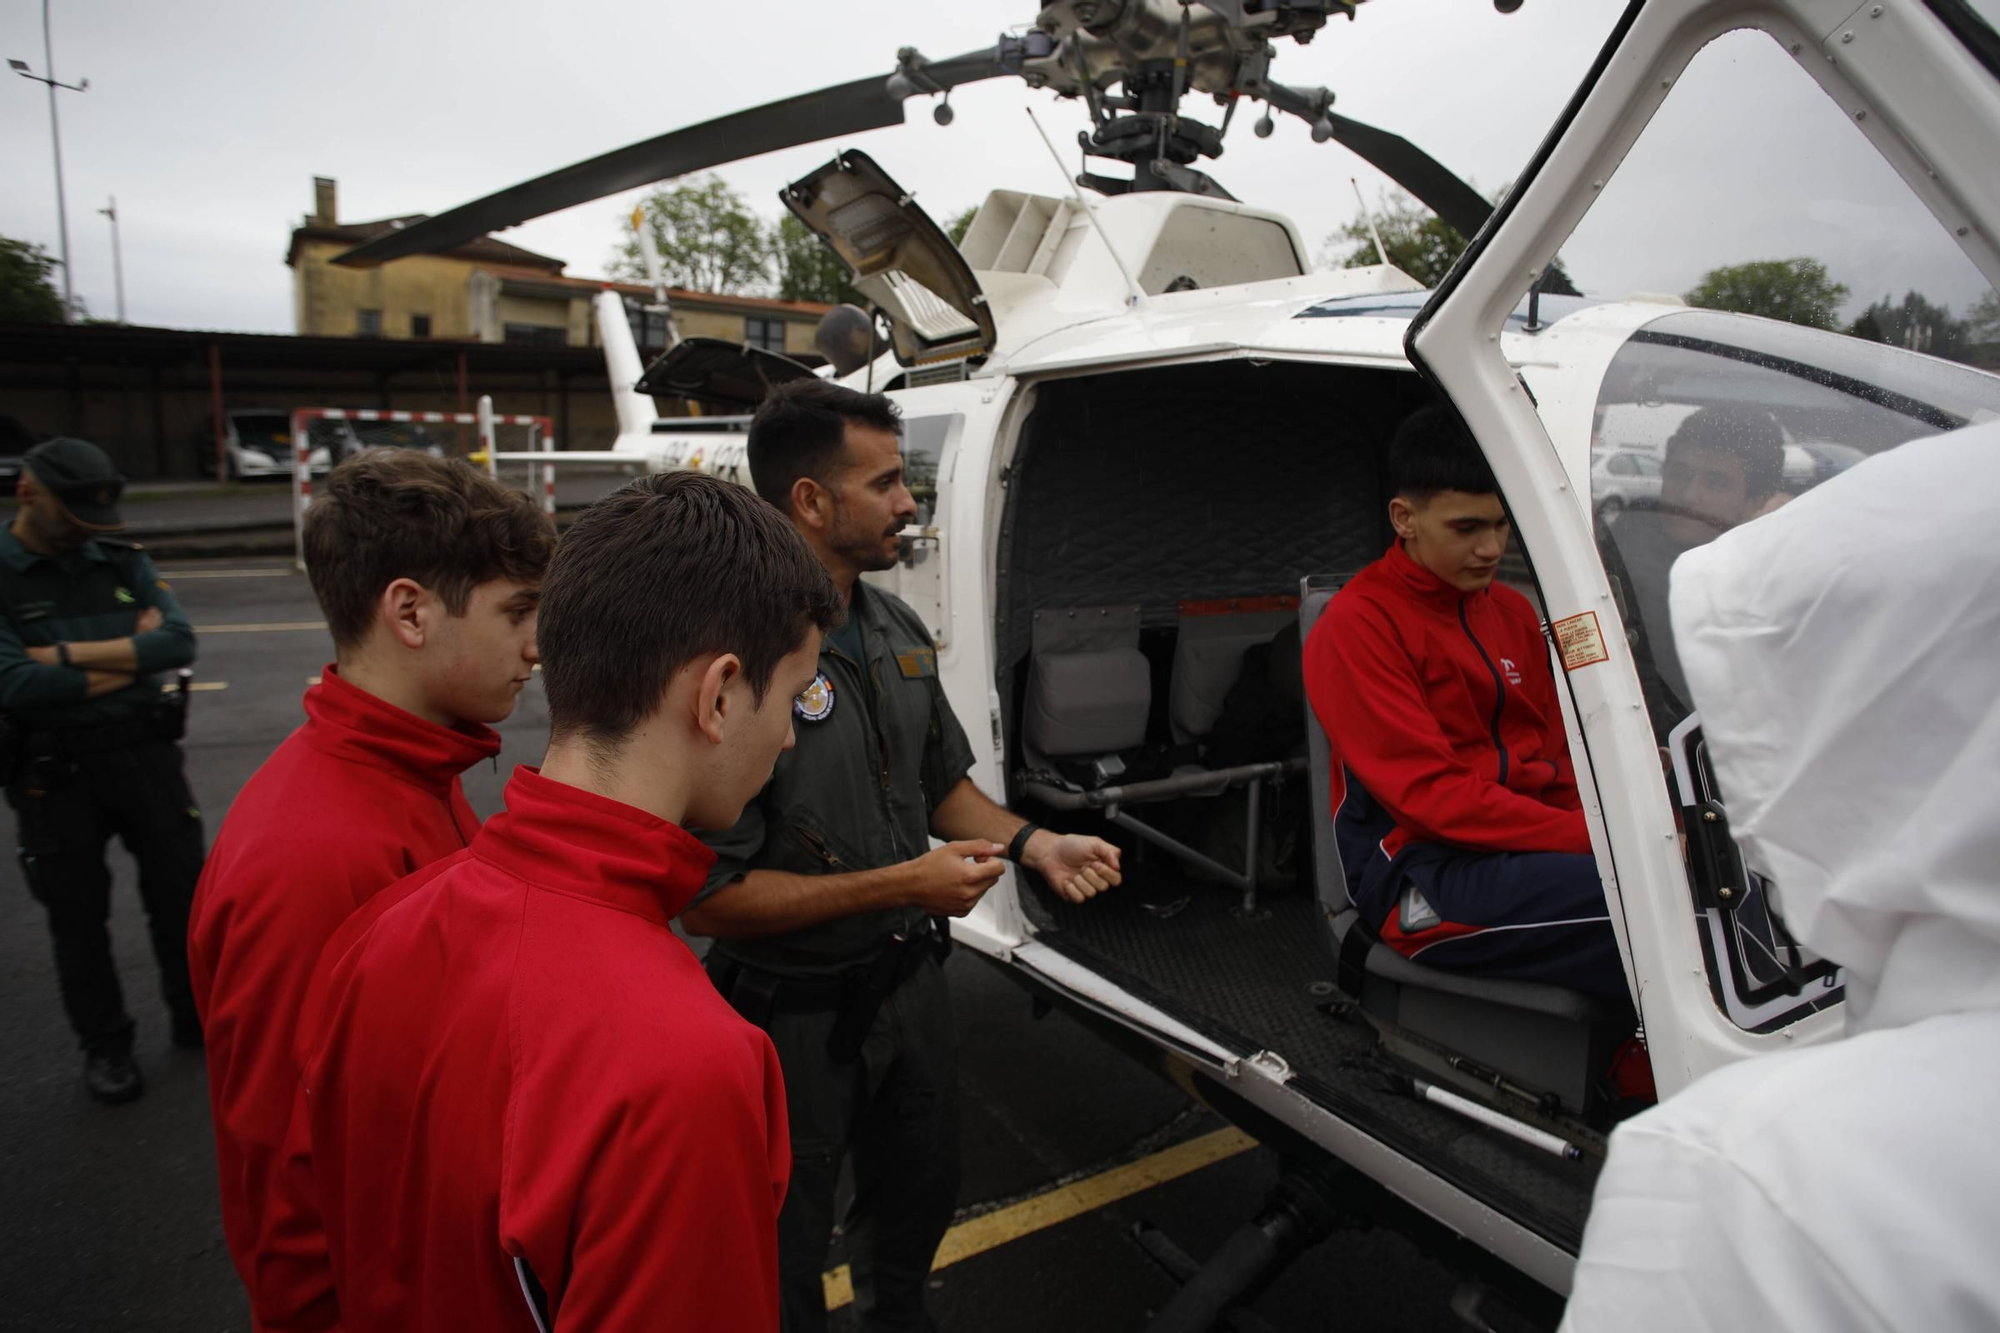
left=1132, top=1160, right=1353, bottom=1333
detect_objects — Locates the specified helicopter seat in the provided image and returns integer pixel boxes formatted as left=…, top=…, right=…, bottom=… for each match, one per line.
left=1018, top=604, right=1305, bottom=910
left=1298, top=574, right=1633, bottom=1114
left=1167, top=597, right=1299, bottom=747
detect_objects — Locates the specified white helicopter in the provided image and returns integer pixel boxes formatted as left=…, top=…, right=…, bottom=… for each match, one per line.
left=338, top=1, right=2000, bottom=1325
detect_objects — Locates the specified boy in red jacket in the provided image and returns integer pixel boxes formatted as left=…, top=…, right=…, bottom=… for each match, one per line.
left=188, top=451, right=553, bottom=1327
left=290, top=472, right=841, bottom=1331
left=1303, top=407, right=1625, bottom=998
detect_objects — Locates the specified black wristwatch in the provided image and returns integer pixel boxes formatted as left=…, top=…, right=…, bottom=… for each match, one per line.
left=55, top=641, right=72, bottom=668
left=1006, top=821, right=1041, bottom=865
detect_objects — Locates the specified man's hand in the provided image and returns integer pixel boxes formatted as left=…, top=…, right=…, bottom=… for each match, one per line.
left=900, top=840, right=1007, bottom=917
left=135, top=606, right=163, bottom=634
left=1024, top=832, right=1122, bottom=905
left=25, top=644, right=58, bottom=666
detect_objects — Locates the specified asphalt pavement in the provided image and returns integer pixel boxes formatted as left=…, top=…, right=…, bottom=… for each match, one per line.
left=0, top=560, right=1479, bottom=1332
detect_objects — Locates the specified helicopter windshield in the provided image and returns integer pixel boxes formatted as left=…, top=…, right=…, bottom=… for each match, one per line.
left=1495, top=22, right=2000, bottom=1032
left=1593, top=311, right=2000, bottom=743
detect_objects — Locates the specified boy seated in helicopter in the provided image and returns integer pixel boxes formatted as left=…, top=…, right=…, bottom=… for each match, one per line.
left=1301, top=407, right=1627, bottom=998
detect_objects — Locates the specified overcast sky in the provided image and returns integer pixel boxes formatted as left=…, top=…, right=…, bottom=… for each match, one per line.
left=2, top=1, right=1989, bottom=333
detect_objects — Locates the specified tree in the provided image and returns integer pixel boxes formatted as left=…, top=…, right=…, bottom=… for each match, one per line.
left=774, top=215, right=861, bottom=307
left=0, top=236, right=65, bottom=323
left=1321, top=191, right=1469, bottom=289
left=945, top=206, right=978, bottom=247
left=1845, top=290, right=1975, bottom=361
left=1683, top=259, right=1848, bottom=330
left=612, top=176, right=772, bottom=296
left=1963, top=288, right=2000, bottom=356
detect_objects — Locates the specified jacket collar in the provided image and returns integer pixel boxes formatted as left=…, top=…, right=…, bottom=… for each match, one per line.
left=473, top=766, right=718, bottom=928
left=0, top=524, right=112, bottom=573
left=1384, top=538, right=1484, bottom=613
left=299, top=664, right=502, bottom=796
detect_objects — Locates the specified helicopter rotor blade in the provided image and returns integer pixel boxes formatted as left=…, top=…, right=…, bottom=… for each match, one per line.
left=333, top=47, right=1010, bottom=268
left=1316, top=111, right=1493, bottom=242
left=1296, top=103, right=1583, bottom=297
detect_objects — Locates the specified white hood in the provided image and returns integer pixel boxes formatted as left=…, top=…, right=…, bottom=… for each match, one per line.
left=1669, top=422, right=2000, bottom=1037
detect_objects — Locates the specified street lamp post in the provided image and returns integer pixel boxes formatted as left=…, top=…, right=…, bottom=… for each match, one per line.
left=98, top=196, right=124, bottom=324
left=10, top=1, right=89, bottom=324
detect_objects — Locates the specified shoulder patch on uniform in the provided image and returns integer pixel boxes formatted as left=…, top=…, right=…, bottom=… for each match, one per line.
left=794, top=671, right=836, bottom=723
left=896, top=648, right=936, bottom=679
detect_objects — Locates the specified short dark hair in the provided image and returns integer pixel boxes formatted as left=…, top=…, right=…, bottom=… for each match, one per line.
left=537, top=471, right=843, bottom=747
left=747, top=379, right=902, bottom=511
left=1667, top=406, right=1786, bottom=502
left=1386, top=405, right=1499, bottom=501
left=303, top=450, right=555, bottom=651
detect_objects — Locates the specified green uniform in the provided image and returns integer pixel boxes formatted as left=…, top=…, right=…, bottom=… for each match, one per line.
left=696, top=580, right=975, bottom=1333
left=0, top=526, right=204, bottom=1056
left=699, top=578, right=975, bottom=974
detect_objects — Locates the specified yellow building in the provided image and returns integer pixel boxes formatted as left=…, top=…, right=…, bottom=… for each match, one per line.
left=287, top=177, right=830, bottom=360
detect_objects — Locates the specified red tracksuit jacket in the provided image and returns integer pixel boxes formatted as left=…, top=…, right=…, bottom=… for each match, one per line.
left=1303, top=540, right=1588, bottom=860
left=187, top=666, right=499, bottom=1330
left=288, top=766, right=790, bottom=1332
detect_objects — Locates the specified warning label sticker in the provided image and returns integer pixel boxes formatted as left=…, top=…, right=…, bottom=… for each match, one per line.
left=1553, top=610, right=1611, bottom=672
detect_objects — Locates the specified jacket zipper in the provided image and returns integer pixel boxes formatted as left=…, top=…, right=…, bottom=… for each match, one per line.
left=1457, top=599, right=1511, bottom=785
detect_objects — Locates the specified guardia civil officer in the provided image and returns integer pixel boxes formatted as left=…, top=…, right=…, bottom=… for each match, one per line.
left=684, top=379, right=1123, bottom=1333
left=0, top=438, right=202, bottom=1104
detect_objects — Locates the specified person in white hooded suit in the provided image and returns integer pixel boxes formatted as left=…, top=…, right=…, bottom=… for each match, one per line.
left=1559, top=422, right=2000, bottom=1332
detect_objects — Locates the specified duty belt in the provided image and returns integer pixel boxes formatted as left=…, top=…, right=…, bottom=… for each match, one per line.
left=24, top=716, right=164, bottom=758
left=711, top=919, right=951, bottom=1063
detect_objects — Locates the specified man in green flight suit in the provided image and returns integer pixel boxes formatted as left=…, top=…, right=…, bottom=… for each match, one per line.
left=0, top=438, right=203, bottom=1104
left=685, top=380, right=1123, bottom=1332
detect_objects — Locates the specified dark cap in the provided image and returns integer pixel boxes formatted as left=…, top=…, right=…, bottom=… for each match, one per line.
left=24, top=437, right=126, bottom=530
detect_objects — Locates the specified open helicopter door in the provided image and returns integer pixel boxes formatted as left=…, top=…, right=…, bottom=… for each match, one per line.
left=781, top=149, right=997, bottom=368
left=1409, top=0, right=2000, bottom=1101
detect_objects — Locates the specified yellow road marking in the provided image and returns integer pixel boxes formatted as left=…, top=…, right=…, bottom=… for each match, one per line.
left=193, top=621, right=327, bottom=634
left=822, top=1126, right=1257, bottom=1311
left=161, top=680, right=229, bottom=692
left=158, top=568, right=293, bottom=579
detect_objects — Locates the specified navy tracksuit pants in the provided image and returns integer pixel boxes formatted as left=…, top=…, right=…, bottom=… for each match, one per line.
left=1361, top=842, right=1628, bottom=1000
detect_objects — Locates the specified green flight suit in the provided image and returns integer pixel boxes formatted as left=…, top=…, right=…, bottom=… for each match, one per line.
left=697, top=579, right=976, bottom=1333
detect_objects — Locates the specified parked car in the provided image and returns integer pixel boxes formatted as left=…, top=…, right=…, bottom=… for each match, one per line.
left=195, top=410, right=362, bottom=480
left=1589, top=446, right=1664, bottom=523
left=348, top=420, right=448, bottom=459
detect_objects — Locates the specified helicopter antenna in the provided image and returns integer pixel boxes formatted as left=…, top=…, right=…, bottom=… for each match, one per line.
left=1026, top=107, right=1147, bottom=311
left=1350, top=178, right=1389, bottom=268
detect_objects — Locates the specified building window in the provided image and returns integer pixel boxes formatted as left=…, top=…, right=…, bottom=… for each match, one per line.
left=745, top=316, right=786, bottom=352
left=410, top=313, right=431, bottom=338
left=356, top=309, right=382, bottom=337
left=626, top=301, right=672, bottom=352
left=503, top=323, right=568, bottom=347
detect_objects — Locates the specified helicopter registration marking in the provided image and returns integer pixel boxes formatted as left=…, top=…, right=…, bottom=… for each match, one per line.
left=1552, top=611, right=1610, bottom=672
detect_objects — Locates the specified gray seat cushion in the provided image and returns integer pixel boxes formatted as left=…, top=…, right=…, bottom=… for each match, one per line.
left=1026, top=648, right=1152, bottom=757
left=1169, top=607, right=1296, bottom=743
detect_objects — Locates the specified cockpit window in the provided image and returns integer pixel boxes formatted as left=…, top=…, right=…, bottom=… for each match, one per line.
left=1507, top=24, right=2000, bottom=1030
left=1594, top=311, right=2000, bottom=740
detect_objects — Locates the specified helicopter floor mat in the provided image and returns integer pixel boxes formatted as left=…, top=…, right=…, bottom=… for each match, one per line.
left=1021, top=872, right=1599, bottom=1253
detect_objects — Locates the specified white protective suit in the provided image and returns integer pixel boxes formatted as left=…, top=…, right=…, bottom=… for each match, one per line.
left=1559, top=423, right=2000, bottom=1332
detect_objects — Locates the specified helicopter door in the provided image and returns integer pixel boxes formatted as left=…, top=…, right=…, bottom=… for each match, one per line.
left=1409, top=0, right=2000, bottom=1090
left=781, top=149, right=996, bottom=368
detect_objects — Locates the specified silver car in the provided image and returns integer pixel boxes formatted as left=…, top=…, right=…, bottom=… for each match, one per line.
left=1589, top=446, right=1663, bottom=523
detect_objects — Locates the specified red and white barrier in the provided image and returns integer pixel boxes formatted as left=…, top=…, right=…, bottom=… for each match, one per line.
left=290, top=397, right=556, bottom=572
